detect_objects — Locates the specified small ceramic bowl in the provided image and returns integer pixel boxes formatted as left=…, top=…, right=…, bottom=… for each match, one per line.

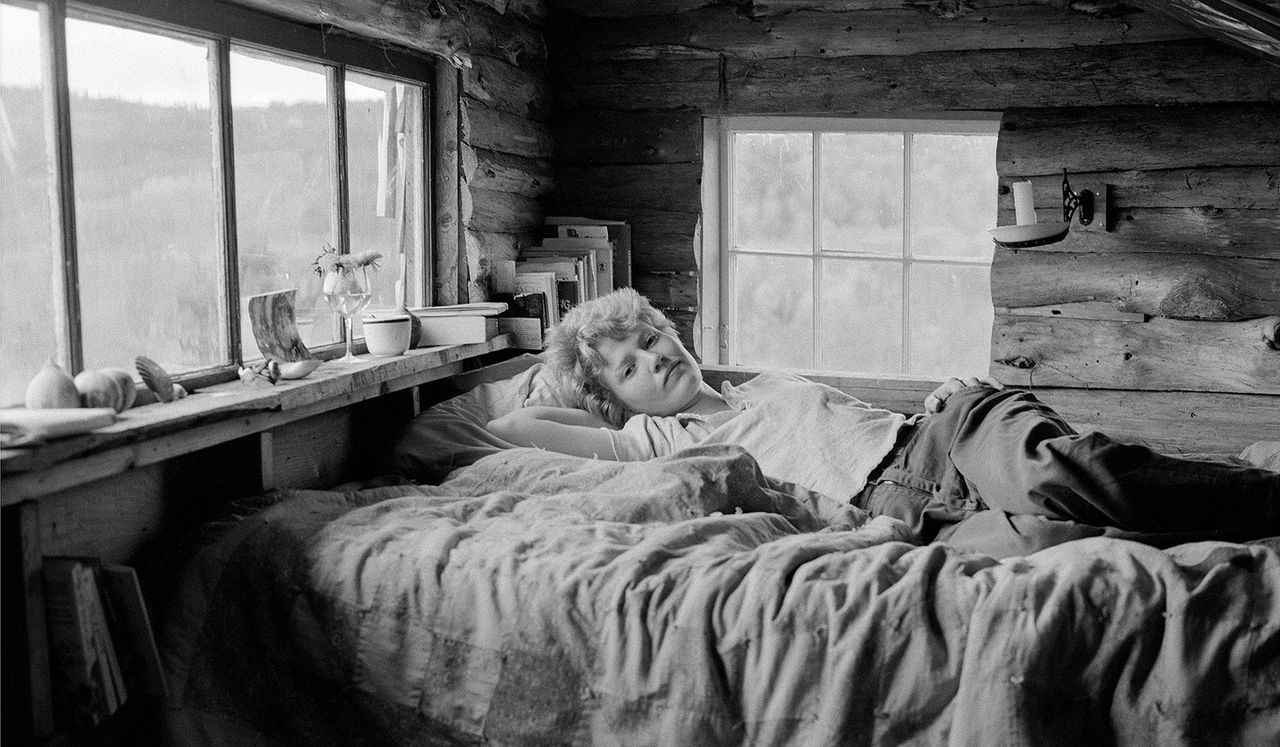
left=363, top=314, right=412, bottom=356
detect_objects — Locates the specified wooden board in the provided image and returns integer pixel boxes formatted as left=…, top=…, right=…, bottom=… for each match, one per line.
left=997, top=103, right=1280, bottom=175
left=991, top=249, right=1280, bottom=320
left=463, top=145, right=555, bottom=198
left=464, top=55, right=552, bottom=121
left=990, top=314, right=1280, bottom=393
left=466, top=187, right=544, bottom=233
left=550, top=40, right=1277, bottom=113
left=997, top=166, right=1279, bottom=211
left=462, top=102, right=554, bottom=159
left=548, top=3, right=1194, bottom=60
left=552, top=108, right=702, bottom=165
left=554, top=163, right=703, bottom=213
left=435, top=65, right=463, bottom=306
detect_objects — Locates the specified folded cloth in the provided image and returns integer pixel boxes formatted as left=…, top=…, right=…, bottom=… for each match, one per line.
left=0, top=408, right=117, bottom=447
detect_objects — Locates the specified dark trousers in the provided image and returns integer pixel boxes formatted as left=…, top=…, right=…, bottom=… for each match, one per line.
left=853, top=387, right=1280, bottom=556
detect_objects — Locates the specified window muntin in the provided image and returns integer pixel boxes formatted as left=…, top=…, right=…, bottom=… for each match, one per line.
left=0, top=0, right=432, bottom=405
left=715, top=117, right=999, bottom=379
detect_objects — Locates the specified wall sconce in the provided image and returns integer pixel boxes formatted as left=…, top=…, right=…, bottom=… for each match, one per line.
left=990, top=169, right=1105, bottom=248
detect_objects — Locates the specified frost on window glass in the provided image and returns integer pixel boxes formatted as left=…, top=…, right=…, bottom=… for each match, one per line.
left=734, top=253, right=813, bottom=369
left=819, top=132, right=903, bottom=257
left=731, top=132, right=812, bottom=255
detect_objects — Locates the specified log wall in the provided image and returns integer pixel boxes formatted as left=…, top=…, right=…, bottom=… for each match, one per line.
left=544, top=0, right=1280, bottom=453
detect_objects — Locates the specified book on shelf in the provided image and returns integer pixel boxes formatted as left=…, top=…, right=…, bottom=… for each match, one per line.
left=527, top=237, right=614, bottom=298
left=493, top=292, right=549, bottom=350
left=417, top=315, right=501, bottom=346
left=497, top=317, right=544, bottom=350
left=404, top=302, right=508, bottom=318
left=515, top=271, right=559, bottom=325
left=516, top=259, right=588, bottom=319
left=98, top=564, right=168, bottom=699
left=43, top=557, right=127, bottom=727
left=544, top=216, right=631, bottom=289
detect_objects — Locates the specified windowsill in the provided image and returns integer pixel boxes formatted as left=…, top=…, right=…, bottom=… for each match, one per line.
left=0, top=336, right=513, bottom=504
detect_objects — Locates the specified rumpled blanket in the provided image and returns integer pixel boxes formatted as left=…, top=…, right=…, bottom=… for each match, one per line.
left=159, top=444, right=1280, bottom=746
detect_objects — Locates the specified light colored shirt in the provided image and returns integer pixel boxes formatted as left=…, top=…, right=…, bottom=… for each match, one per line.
left=606, top=371, right=913, bottom=500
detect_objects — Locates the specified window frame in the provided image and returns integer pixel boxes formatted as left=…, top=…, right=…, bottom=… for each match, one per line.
left=700, top=114, right=1001, bottom=376
left=8, top=0, right=435, bottom=390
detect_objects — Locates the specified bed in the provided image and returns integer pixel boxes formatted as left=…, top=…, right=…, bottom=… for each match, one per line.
left=157, top=356, right=1280, bottom=745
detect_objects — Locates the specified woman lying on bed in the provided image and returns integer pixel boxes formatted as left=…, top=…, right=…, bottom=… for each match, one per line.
left=486, top=288, right=1279, bottom=547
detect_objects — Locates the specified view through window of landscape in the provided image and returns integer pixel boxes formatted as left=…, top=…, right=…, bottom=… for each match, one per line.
left=0, top=1, right=429, bottom=405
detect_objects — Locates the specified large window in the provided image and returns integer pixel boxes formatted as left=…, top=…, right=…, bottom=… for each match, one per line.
left=702, top=117, right=999, bottom=378
left=0, top=0, right=431, bottom=405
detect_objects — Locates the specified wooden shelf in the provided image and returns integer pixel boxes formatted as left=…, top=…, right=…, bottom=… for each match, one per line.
left=1, top=337, right=512, bottom=505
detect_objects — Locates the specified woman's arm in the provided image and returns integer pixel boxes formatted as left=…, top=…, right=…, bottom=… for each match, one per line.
left=486, top=406, right=619, bottom=459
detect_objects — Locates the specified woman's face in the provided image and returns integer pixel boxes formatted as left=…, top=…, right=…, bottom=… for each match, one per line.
left=594, top=324, right=703, bottom=416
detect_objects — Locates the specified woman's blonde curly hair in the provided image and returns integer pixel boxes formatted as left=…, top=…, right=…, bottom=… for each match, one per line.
left=545, top=288, right=677, bottom=428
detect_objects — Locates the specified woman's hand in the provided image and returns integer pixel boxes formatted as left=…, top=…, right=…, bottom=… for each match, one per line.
left=923, top=376, right=1005, bottom=414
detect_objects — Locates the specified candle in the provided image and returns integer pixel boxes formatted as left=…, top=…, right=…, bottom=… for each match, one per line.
left=1012, top=181, right=1037, bottom=225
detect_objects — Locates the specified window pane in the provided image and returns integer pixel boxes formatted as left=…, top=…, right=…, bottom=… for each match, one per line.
left=731, top=132, right=811, bottom=254
left=733, top=254, right=813, bottom=368
left=908, top=262, right=993, bottom=377
left=345, top=71, right=425, bottom=328
left=909, top=133, right=998, bottom=260
left=231, top=47, right=337, bottom=358
left=67, top=17, right=224, bottom=374
left=819, top=132, right=903, bottom=256
left=818, top=258, right=903, bottom=374
left=1, top=1, right=60, bottom=405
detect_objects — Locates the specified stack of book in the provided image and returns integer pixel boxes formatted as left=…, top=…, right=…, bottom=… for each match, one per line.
left=515, top=217, right=632, bottom=326
left=404, top=302, right=507, bottom=346
left=43, top=557, right=167, bottom=728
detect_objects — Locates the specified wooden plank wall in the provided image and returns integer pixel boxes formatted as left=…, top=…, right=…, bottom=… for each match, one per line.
left=544, top=0, right=1280, bottom=453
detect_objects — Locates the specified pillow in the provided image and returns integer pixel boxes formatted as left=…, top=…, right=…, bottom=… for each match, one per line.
left=384, top=354, right=581, bottom=483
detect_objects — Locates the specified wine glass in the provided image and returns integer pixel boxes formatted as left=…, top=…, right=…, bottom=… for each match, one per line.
left=323, top=266, right=373, bottom=363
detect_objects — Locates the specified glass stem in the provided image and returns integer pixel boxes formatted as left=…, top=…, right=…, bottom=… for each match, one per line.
left=345, top=316, right=354, bottom=359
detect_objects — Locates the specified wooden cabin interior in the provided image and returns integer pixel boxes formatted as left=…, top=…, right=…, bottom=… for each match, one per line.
left=2, top=0, right=1278, bottom=742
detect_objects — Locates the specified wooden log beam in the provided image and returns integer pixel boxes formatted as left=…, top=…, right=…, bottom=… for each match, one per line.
left=465, top=229, right=536, bottom=264
left=462, top=103, right=554, bottom=159
left=992, top=249, right=1280, bottom=320
left=550, top=41, right=1279, bottom=113
left=553, top=108, right=702, bottom=165
left=998, top=103, right=1280, bottom=175
left=634, top=271, right=699, bottom=308
left=225, top=0, right=470, bottom=62
left=554, top=163, right=703, bottom=213
left=547, top=3, right=1194, bottom=61
left=464, top=55, right=552, bottom=121
left=473, top=0, right=548, bottom=25
left=997, top=166, right=1279, bottom=211
left=457, top=0, right=548, bottom=68
left=466, top=187, right=543, bottom=233
left=434, top=65, right=463, bottom=306
left=990, top=314, right=1280, bottom=393
left=462, top=145, right=555, bottom=198
left=995, top=206, right=1280, bottom=258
